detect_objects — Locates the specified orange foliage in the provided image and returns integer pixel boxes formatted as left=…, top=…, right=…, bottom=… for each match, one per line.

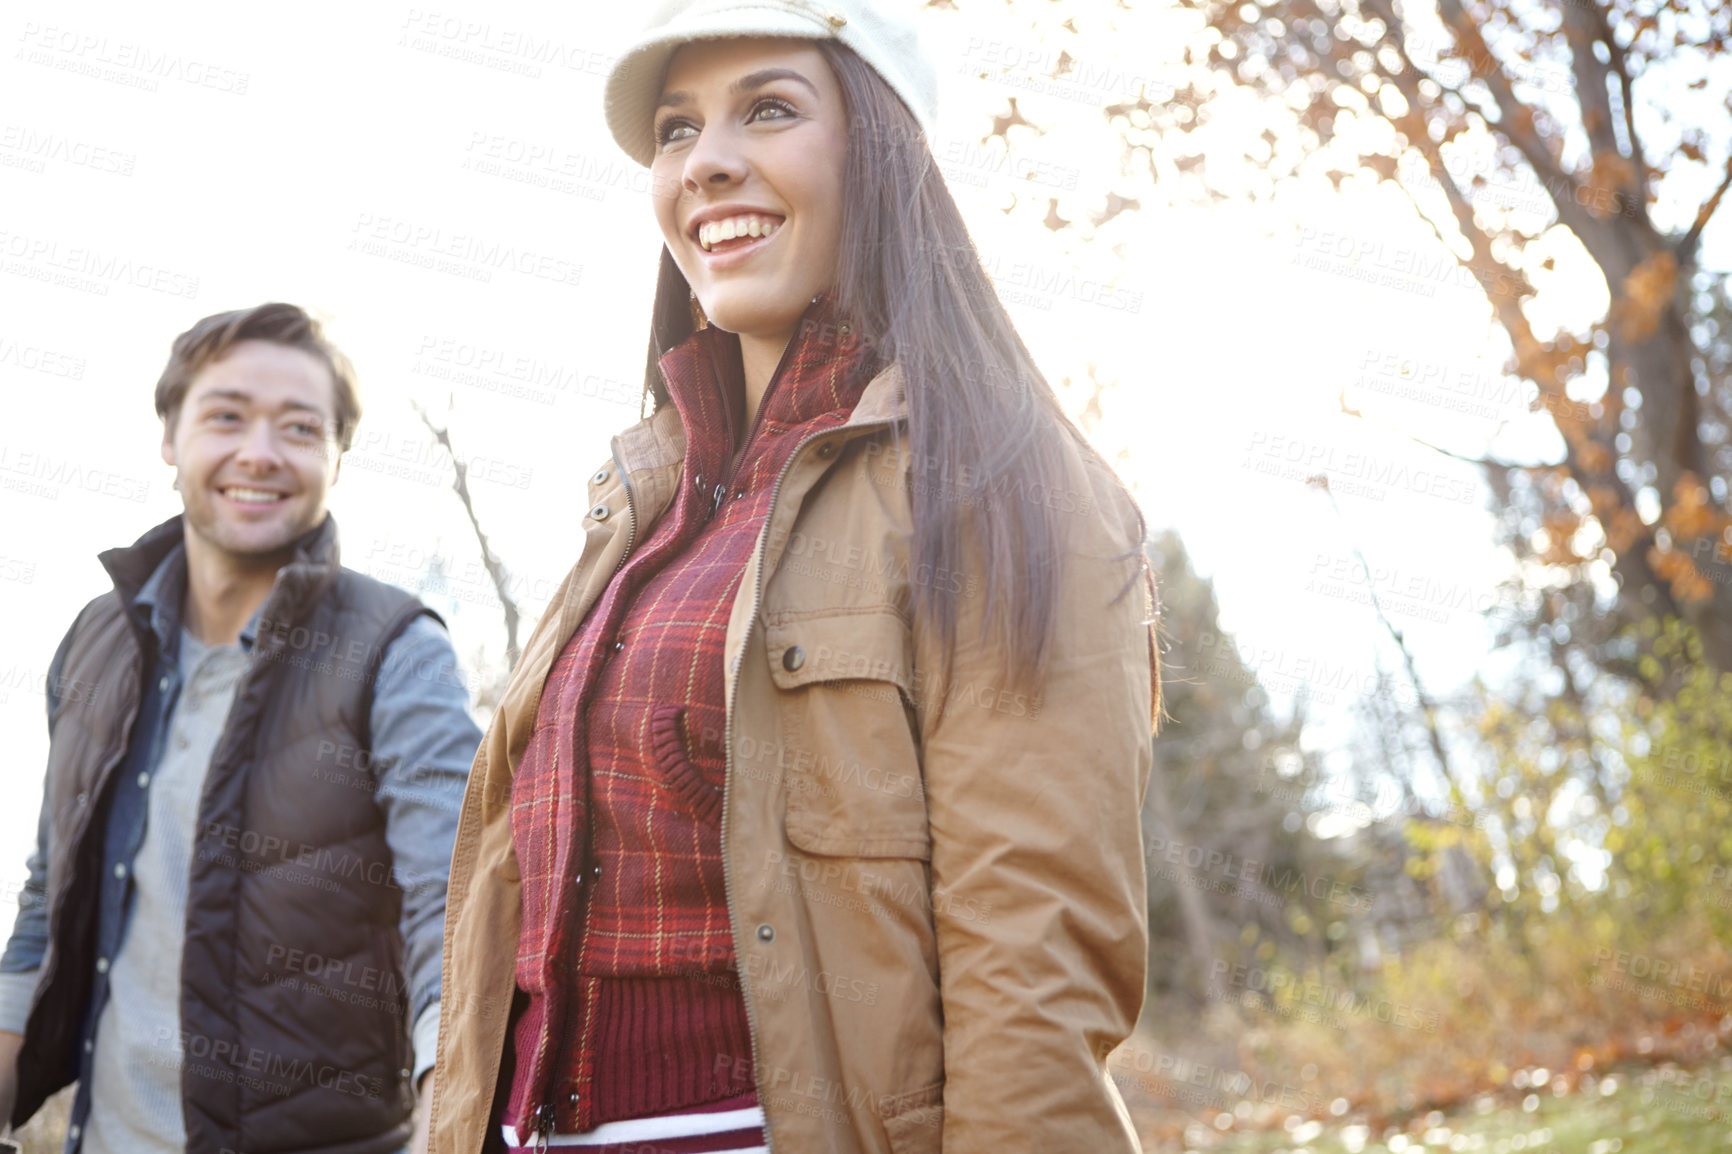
left=1614, top=251, right=1678, bottom=343
left=1541, top=511, right=1584, bottom=565
left=1584, top=150, right=1636, bottom=220
left=1576, top=440, right=1612, bottom=474
left=1603, top=507, right=1646, bottom=556
left=1648, top=545, right=1715, bottom=604
left=1661, top=472, right=1728, bottom=542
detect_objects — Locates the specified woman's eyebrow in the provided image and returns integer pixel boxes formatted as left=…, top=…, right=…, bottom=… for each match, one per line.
left=657, top=67, right=820, bottom=111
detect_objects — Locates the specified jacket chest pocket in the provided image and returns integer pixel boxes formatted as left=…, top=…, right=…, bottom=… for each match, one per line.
left=761, top=607, right=929, bottom=860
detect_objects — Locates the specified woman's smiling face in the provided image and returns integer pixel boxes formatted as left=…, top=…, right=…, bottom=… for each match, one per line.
left=650, top=38, right=849, bottom=346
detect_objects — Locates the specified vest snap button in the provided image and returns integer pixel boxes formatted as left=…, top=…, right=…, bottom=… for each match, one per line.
left=757, top=923, right=775, bottom=942
left=782, top=646, right=805, bottom=672
left=590, top=503, right=611, bottom=521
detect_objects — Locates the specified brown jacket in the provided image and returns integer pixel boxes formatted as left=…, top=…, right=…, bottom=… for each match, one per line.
left=430, top=364, right=1157, bottom=1154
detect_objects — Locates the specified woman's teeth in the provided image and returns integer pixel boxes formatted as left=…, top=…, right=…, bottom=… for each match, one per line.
left=698, top=215, right=782, bottom=252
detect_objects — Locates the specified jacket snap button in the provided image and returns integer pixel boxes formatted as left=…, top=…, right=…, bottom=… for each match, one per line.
left=782, top=646, right=805, bottom=672
left=593, top=468, right=610, bottom=485
left=757, top=923, right=775, bottom=942
left=590, top=503, right=611, bottom=521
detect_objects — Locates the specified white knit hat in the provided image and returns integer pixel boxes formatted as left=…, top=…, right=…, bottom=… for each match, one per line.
left=603, top=0, right=938, bottom=167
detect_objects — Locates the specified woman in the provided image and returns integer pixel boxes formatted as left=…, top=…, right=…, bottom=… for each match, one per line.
left=430, top=2, right=1159, bottom=1152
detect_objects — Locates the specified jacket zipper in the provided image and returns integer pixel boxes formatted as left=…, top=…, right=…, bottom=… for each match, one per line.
left=721, top=414, right=895, bottom=1154
left=528, top=441, right=640, bottom=1136
left=709, top=358, right=788, bottom=521
left=526, top=347, right=890, bottom=1145
left=608, top=440, right=639, bottom=581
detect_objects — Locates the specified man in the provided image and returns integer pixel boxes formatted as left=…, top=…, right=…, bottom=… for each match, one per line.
left=0, top=303, right=481, bottom=1154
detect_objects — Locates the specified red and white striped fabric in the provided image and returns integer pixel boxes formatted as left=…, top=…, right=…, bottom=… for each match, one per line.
left=501, top=1089, right=767, bottom=1152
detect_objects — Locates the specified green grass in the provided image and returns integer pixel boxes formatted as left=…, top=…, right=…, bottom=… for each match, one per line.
left=1175, top=1061, right=1730, bottom=1154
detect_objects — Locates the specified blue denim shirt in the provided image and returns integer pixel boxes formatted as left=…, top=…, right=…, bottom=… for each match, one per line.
left=0, top=543, right=481, bottom=1149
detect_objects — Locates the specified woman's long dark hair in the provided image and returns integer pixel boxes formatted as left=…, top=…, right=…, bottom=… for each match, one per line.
left=641, top=40, right=1147, bottom=697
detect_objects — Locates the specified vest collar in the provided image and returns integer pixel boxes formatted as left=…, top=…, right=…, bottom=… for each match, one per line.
left=99, top=514, right=345, bottom=645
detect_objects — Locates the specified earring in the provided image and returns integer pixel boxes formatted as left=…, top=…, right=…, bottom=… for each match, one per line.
left=688, top=289, right=708, bottom=330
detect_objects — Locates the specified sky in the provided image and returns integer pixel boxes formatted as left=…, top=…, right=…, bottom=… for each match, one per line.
left=2, top=0, right=1722, bottom=904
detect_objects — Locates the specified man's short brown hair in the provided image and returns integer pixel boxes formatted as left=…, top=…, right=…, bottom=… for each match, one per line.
left=155, top=303, right=362, bottom=452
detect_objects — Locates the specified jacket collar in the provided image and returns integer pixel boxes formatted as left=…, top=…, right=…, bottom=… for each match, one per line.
left=655, top=293, right=878, bottom=446
left=616, top=298, right=908, bottom=489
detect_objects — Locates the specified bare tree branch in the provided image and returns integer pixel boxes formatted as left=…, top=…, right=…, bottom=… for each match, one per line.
left=412, top=401, right=523, bottom=669
left=1308, top=474, right=1464, bottom=804
left=1679, top=154, right=1732, bottom=262
left=1588, top=0, right=1650, bottom=218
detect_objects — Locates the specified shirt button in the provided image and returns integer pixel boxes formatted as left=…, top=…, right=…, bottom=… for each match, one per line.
left=782, top=646, right=805, bottom=672
left=756, top=924, right=775, bottom=942
left=84, top=1038, right=93, bottom=1053
left=591, top=864, right=602, bottom=879
left=113, top=863, right=127, bottom=880
left=158, top=676, right=169, bottom=692
left=68, top=1124, right=81, bottom=1141
left=137, top=772, right=151, bottom=789
left=611, top=639, right=624, bottom=653
left=75, top=791, right=89, bottom=807
left=175, top=733, right=190, bottom=750
left=95, top=956, right=110, bottom=974
left=589, top=503, right=611, bottom=521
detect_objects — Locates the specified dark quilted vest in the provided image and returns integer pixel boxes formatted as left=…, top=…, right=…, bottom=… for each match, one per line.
left=14, top=514, right=433, bottom=1154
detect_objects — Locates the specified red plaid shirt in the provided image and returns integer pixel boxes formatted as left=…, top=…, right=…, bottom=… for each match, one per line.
left=507, top=298, right=875, bottom=1136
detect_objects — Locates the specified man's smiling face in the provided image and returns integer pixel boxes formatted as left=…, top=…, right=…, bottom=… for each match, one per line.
left=161, top=339, right=341, bottom=566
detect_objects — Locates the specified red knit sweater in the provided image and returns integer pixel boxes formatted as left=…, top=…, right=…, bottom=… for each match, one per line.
left=506, top=299, right=875, bottom=1137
